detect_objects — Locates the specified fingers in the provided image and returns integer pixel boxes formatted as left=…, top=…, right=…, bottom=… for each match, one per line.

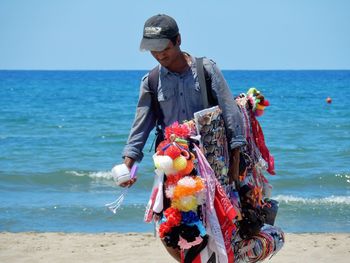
left=119, top=177, right=137, bottom=188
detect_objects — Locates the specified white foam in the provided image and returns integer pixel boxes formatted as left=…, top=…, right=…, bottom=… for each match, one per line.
left=273, top=195, right=350, bottom=205
left=88, top=171, right=113, bottom=179
left=66, top=170, right=113, bottom=180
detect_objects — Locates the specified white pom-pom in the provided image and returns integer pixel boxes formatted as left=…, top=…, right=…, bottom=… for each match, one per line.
left=178, top=176, right=196, bottom=188
left=156, top=155, right=174, bottom=173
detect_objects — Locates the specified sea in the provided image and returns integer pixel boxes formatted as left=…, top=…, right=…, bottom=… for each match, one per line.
left=0, top=70, right=349, bottom=233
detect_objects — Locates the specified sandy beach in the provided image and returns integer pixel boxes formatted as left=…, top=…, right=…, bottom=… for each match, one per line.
left=0, top=232, right=349, bottom=263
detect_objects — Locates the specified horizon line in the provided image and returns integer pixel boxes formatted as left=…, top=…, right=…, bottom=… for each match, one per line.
left=1, top=68, right=350, bottom=71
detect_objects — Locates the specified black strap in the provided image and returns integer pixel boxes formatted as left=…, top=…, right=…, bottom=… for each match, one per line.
left=196, top=57, right=210, bottom=109
left=148, top=66, right=164, bottom=151
left=204, top=64, right=216, bottom=106
left=148, top=65, right=161, bottom=123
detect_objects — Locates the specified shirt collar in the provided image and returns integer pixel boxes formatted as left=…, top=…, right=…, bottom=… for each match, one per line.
left=159, top=52, right=194, bottom=77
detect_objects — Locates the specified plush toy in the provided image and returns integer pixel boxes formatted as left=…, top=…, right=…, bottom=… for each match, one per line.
left=152, top=121, right=207, bottom=250
left=247, top=87, right=270, bottom=117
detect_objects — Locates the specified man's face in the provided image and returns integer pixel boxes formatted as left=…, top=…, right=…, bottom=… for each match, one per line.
left=150, top=38, right=180, bottom=68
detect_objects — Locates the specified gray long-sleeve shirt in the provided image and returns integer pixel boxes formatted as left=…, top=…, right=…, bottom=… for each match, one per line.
left=122, top=55, right=245, bottom=162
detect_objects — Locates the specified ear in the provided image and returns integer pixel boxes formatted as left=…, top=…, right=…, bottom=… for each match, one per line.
left=177, top=34, right=181, bottom=46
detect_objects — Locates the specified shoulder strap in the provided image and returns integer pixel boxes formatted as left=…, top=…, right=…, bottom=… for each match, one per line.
left=147, top=66, right=164, bottom=151
left=148, top=65, right=159, bottom=95
left=203, top=63, right=216, bottom=106
left=196, top=57, right=217, bottom=108
left=148, top=65, right=162, bottom=123
left=196, top=57, right=210, bottom=109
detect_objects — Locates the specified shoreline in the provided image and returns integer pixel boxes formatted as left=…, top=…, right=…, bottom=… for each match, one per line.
left=1, top=232, right=349, bottom=262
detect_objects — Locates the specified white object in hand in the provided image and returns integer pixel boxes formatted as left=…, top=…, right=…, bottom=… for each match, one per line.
left=111, top=163, right=132, bottom=186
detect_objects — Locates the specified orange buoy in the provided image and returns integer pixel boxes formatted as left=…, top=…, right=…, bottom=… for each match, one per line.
left=326, top=97, right=332, bottom=104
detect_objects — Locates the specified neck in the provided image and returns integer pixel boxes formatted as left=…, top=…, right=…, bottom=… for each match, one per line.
left=167, top=52, right=190, bottom=73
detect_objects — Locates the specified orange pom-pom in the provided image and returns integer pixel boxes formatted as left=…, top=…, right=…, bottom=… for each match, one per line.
left=173, top=176, right=205, bottom=199
left=164, top=145, right=181, bottom=159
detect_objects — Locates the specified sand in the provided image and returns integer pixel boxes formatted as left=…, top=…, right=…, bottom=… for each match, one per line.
left=0, top=232, right=349, bottom=263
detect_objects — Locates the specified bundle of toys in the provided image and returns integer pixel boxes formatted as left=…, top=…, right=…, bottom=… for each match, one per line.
left=144, top=88, right=284, bottom=263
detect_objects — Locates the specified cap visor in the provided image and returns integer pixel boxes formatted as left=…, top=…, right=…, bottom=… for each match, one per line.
left=140, top=38, right=170, bottom=52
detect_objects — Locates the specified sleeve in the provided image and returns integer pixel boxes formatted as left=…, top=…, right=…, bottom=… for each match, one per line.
left=204, top=59, right=246, bottom=150
left=122, top=74, right=157, bottom=162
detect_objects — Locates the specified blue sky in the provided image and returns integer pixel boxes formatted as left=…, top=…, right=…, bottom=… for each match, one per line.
left=1, top=0, right=349, bottom=70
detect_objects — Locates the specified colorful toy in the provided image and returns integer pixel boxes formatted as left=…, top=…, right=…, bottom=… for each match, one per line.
left=144, top=89, right=284, bottom=262
left=151, top=121, right=207, bottom=252
left=247, top=87, right=270, bottom=117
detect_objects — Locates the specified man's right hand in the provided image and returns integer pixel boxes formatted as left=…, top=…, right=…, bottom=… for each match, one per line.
left=120, top=157, right=137, bottom=188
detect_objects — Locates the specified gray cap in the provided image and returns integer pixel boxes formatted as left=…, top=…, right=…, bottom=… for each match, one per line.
left=140, top=14, right=179, bottom=52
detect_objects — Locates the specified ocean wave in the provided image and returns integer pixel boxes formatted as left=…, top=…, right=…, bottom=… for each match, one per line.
left=0, top=169, right=156, bottom=190
left=273, top=195, right=350, bottom=205
left=66, top=170, right=113, bottom=180
left=271, top=172, right=350, bottom=189
left=0, top=169, right=115, bottom=188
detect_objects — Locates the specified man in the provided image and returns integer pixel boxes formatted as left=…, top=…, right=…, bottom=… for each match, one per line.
left=121, top=13, right=246, bottom=261
left=122, top=14, right=245, bottom=187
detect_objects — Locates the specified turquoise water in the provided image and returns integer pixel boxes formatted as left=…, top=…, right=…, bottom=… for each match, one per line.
left=0, top=70, right=349, bottom=233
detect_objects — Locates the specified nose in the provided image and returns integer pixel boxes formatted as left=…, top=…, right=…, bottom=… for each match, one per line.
left=151, top=50, right=166, bottom=60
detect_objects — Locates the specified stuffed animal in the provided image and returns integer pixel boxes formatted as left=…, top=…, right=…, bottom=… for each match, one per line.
left=247, top=87, right=270, bottom=117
